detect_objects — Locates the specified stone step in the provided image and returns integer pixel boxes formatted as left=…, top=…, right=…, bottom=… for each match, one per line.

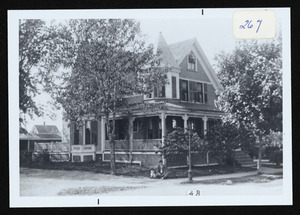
left=234, top=150, right=255, bottom=167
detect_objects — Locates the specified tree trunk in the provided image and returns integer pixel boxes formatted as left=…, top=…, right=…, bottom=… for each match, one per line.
left=106, top=113, right=116, bottom=175
left=257, top=134, right=263, bottom=174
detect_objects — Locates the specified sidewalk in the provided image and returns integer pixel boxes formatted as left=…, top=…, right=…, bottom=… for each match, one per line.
left=189, top=167, right=283, bottom=182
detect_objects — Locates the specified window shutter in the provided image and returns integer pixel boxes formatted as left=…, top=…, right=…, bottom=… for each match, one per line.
left=172, top=76, right=177, bottom=98
left=204, top=83, right=208, bottom=103
left=154, top=86, right=158, bottom=97
left=70, top=123, right=74, bottom=145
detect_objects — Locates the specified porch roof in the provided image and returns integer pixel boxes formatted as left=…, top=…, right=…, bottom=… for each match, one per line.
left=121, top=99, right=222, bottom=114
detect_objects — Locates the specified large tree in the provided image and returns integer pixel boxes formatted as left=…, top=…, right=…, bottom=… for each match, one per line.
left=19, top=20, right=46, bottom=126
left=54, top=19, right=168, bottom=174
left=19, top=19, right=72, bottom=128
left=215, top=38, right=282, bottom=172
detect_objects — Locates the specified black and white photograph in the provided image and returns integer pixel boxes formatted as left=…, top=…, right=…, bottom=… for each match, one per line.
left=8, top=8, right=292, bottom=207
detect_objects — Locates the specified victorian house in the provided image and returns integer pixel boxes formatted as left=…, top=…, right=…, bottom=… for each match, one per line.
left=68, top=33, right=224, bottom=167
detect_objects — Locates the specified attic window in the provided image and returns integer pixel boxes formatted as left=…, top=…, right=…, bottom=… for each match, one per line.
left=188, top=52, right=196, bottom=71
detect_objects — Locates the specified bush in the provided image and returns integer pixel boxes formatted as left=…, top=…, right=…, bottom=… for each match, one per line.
left=20, top=151, right=32, bottom=165
left=33, top=149, right=51, bottom=164
left=269, top=150, right=282, bottom=165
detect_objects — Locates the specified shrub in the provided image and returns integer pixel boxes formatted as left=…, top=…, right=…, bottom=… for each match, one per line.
left=269, top=150, right=282, bottom=165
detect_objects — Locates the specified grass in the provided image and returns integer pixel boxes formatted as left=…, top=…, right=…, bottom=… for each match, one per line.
left=21, top=160, right=258, bottom=179
left=58, top=185, right=146, bottom=196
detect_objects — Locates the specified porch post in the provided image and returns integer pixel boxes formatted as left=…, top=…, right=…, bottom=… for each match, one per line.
left=101, top=116, right=106, bottom=158
left=202, top=116, right=209, bottom=164
left=203, top=115, right=208, bottom=136
left=128, top=117, right=135, bottom=163
left=160, top=112, right=167, bottom=165
left=182, top=114, right=189, bottom=130
left=97, top=120, right=101, bottom=149
left=82, top=121, right=86, bottom=145
left=27, top=140, right=30, bottom=151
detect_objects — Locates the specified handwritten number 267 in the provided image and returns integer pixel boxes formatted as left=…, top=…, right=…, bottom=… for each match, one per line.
left=239, top=20, right=262, bottom=33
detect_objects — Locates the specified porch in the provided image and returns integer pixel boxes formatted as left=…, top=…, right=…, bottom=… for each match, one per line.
left=70, top=112, right=221, bottom=167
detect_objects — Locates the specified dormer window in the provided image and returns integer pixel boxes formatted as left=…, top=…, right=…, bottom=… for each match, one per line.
left=188, top=52, right=196, bottom=71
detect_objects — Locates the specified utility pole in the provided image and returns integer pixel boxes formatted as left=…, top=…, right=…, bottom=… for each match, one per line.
left=188, top=128, right=193, bottom=182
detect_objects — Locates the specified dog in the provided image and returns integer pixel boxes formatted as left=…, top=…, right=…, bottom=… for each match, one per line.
left=150, top=169, right=156, bottom=178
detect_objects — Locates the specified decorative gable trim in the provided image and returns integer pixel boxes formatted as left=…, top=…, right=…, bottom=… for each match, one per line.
left=192, top=41, right=223, bottom=91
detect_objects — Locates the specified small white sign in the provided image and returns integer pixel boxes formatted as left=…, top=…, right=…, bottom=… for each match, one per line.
left=233, top=10, right=276, bottom=39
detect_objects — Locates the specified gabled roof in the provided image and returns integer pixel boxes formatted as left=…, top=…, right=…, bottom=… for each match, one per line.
left=168, top=38, right=197, bottom=63
left=32, top=125, right=60, bottom=134
left=30, top=125, right=62, bottom=140
left=35, top=133, right=62, bottom=139
left=156, top=33, right=180, bottom=69
left=168, top=37, right=222, bottom=91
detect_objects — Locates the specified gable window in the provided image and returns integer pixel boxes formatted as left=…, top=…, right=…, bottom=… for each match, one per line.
left=180, top=80, right=189, bottom=101
left=188, top=52, right=196, bottom=71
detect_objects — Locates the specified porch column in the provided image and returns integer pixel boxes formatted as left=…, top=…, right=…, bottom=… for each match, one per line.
left=97, top=120, right=101, bottom=150
left=27, top=140, right=30, bottom=151
left=182, top=114, right=189, bottom=130
left=101, top=116, right=106, bottom=154
left=82, top=121, right=86, bottom=145
left=160, top=112, right=167, bottom=165
left=203, top=115, right=208, bottom=136
left=128, top=117, right=135, bottom=163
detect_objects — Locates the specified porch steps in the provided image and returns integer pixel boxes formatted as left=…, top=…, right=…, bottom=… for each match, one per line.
left=234, top=150, right=257, bottom=167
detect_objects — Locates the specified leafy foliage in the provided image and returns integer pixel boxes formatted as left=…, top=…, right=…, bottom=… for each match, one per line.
left=204, top=122, right=255, bottom=165
left=215, top=39, right=282, bottom=135
left=51, top=19, right=168, bottom=122
left=19, top=20, right=46, bottom=118
left=160, top=127, right=204, bottom=160
left=19, top=19, right=74, bottom=127
left=19, top=19, right=168, bottom=174
left=215, top=38, right=282, bottom=170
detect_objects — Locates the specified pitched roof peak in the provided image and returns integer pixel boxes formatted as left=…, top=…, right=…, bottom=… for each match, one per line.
left=168, top=38, right=198, bottom=63
left=156, top=32, right=179, bottom=68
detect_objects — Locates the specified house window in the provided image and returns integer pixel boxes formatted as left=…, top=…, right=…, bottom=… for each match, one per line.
left=85, top=121, right=98, bottom=145
left=189, top=81, right=203, bottom=103
left=153, top=86, right=165, bottom=98
left=172, top=76, right=177, bottom=98
left=74, top=123, right=79, bottom=145
left=145, top=93, right=152, bottom=99
left=188, top=52, right=196, bottom=71
left=91, top=121, right=98, bottom=145
left=133, top=119, right=139, bottom=132
left=180, top=80, right=189, bottom=101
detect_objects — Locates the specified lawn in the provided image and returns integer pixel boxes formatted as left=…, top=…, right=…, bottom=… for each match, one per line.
left=21, top=160, right=258, bottom=179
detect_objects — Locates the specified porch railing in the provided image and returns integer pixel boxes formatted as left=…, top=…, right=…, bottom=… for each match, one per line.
left=104, top=139, right=162, bottom=151
left=72, top=144, right=96, bottom=153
